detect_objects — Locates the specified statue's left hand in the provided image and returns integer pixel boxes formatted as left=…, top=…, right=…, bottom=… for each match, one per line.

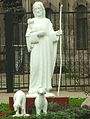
left=56, top=30, right=62, bottom=36
left=37, top=31, right=46, bottom=37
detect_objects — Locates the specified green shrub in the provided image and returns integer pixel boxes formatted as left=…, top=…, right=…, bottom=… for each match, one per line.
left=0, top=109, right=90, bottom=119
left=0, top=98, right=90, bottom=119
left=0, top=103, right=15, bottom=118
left=0, top=103, right=10, bottom=113
left=69, top=98, right=85, bottom=106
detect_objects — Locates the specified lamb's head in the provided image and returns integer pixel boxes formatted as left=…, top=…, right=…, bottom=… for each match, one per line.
left=37, top=88, right=46, bottom=95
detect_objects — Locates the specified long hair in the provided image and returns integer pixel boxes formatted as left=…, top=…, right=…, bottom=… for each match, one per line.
left=33, top=1, right=46, bottom=18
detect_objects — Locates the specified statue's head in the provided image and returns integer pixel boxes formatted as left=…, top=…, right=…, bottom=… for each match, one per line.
left=33, top=1, right=45, bottom=18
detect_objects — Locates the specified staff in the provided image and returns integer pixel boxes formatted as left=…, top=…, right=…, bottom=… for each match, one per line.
left=57, top=4, right=63, bottom=96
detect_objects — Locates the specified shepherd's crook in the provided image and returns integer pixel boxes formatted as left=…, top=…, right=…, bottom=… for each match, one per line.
left=57, top=4, right=63, bottom=96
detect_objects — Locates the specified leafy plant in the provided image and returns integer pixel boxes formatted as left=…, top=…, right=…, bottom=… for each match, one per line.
left=65, top=72, right=80, bottom=79
left=69, top=98, right=85, bottom=106
left=0, top=98, right=90, bottom=119
left=0, top=103, right=15, bottom=118
left=0, top=103, right=10, bottom=113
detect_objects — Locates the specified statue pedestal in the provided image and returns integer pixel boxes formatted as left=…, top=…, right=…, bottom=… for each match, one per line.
left=26, top=92, right=55, bottom=98
left=9, top=96, right=69, bottom=114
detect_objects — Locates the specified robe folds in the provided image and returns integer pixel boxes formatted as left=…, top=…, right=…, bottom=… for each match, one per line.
left=26, top=17, right=58, bottom=94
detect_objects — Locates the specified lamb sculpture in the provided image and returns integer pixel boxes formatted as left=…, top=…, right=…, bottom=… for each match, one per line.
left=35, top=88, right=48, bottom=115
left=13, top=90, right=29, bottom=117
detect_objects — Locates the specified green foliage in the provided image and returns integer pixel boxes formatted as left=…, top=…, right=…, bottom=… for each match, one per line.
left=0, top=109, right=90, bottom=119
left=69, top=98, right=85, bottom=106
left=0, top=103, right=10, bottom=113
left=48, top=102, right=59, bottom=111
left=0, top=103, right=15, bottom=118
left=65, top=72, right=80, bottom=79
left=0, top=98, right=90, bottom=119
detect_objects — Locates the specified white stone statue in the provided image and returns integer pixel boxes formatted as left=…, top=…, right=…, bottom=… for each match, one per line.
left=13, top=90, right=29, bottom=117
left=26, top=1, right=62, bottom=97
left=35, top=88, right=48, bottom=115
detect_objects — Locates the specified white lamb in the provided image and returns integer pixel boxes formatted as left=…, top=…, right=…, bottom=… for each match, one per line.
left=35, top=88, right=48, bottom=115
left=13, top=90, right=29, bottom=117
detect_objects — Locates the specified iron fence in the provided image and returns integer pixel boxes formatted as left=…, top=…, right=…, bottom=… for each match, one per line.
left=0, top=10, right=90, bottom=92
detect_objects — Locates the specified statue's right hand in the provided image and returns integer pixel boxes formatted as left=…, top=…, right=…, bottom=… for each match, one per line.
left=56, top=30, right=62, bottom=36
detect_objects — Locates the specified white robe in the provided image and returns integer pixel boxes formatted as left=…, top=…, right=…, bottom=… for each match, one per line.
left=26, top=17, right=58, bottom=94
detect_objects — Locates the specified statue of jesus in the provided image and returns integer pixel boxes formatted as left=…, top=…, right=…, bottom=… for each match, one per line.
left=26, top=1, right=62, bottom=97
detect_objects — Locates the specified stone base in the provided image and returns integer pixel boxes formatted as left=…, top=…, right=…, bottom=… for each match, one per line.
left=26, top=92, right=55, bottom=98
left=13, top=114, right=30, bottom=117
left=45, top=92, right=55, bottom=97
left=9, top=96, right=69, bottom=114
left=26, top=93, right=38, bottom=98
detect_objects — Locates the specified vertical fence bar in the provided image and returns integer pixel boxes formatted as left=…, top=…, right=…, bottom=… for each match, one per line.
left=87, top=11, right=90, bottom=86
left=5, top=10, right=14, bottom=93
